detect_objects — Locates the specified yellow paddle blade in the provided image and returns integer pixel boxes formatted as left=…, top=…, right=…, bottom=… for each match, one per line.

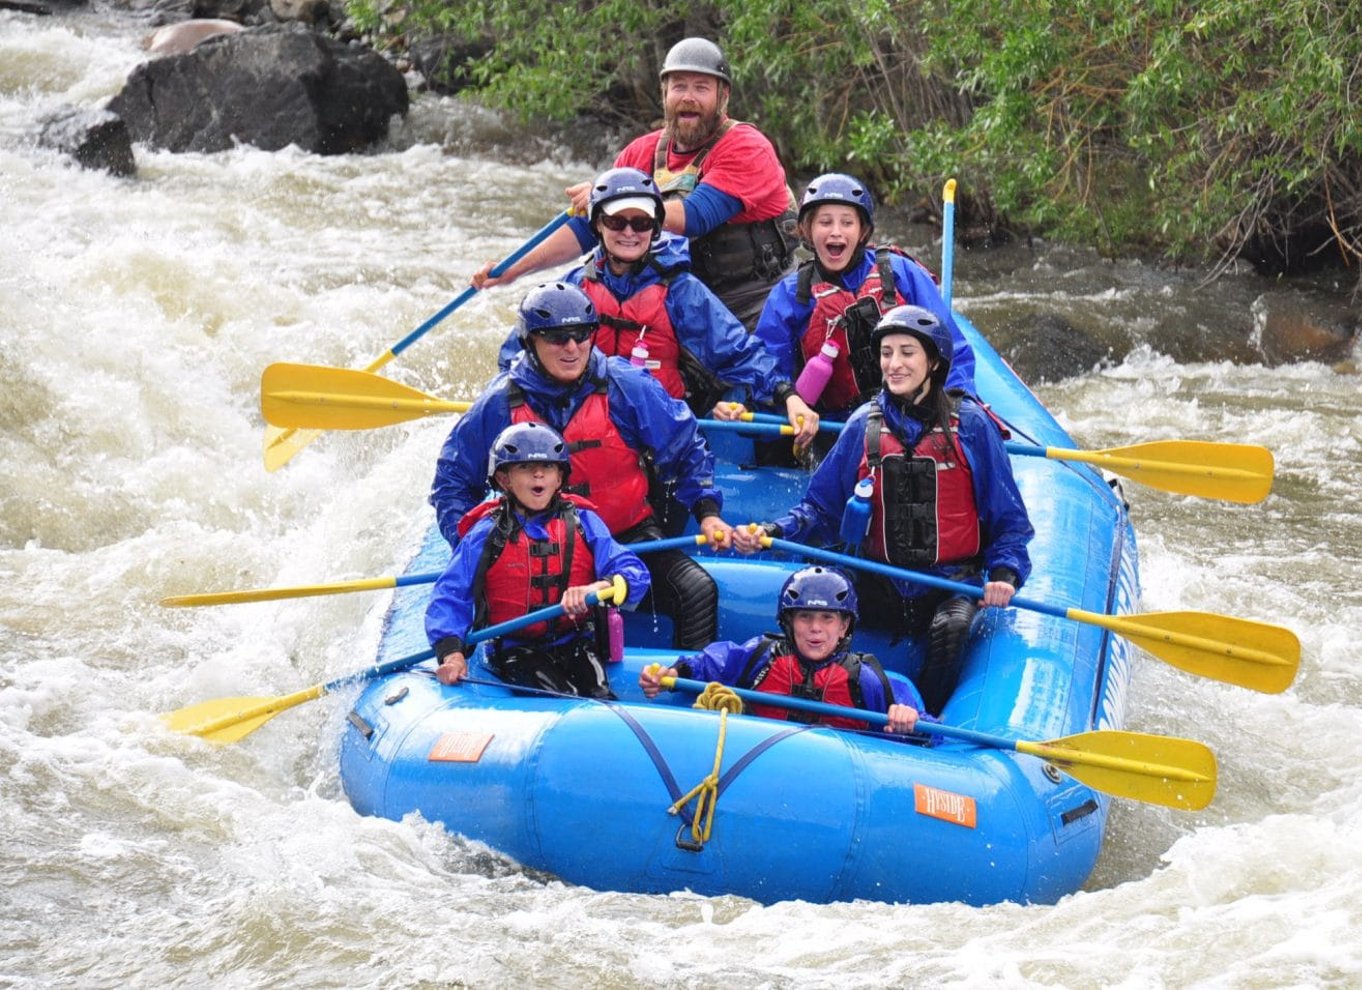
left=1074, top=607, right=1301, bottom=694
left=160, top=686, right=325, bottom=744
left=161, top=575, right=401, bottom=608
left=263, top=424, right=321, bottom=473
left=1019, top=729, right=1218, bottom=811
left=1044, top=440, right=1274, bottom=504
left=261, top=363, right=469, bottom=432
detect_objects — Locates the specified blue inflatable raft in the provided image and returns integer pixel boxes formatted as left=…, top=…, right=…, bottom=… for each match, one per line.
left=338, top=313, right=1140, bottom=906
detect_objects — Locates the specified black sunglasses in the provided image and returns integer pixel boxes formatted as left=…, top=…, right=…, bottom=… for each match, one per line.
left=535, top=325, right=596, bottom=346
left=599, top=214, right=658, bottom=233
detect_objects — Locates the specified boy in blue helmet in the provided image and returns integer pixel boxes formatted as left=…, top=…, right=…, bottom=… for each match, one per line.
left=426, top=421, right=651, bottom=698
left=639, top=565, right=927, bottom=733
left=733, top=305, right=1033, bottom=716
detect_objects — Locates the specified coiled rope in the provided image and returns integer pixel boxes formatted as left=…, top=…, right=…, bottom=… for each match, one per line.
left=667, top=682, right=744, bottom=846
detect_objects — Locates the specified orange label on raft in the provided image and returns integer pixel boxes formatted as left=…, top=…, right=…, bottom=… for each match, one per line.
left=428, top=731, right=493, bottom=763
left=914, top=783, right=977, bottom=828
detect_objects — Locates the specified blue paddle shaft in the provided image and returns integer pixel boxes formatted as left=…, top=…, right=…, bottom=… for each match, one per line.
left=766, top=537, right=1068, bottom=622
left=665, top=675, right=1019, bottom=751
left=390, top=211, right=571, bottom=357
left=321, top=583, right=613, bottom=694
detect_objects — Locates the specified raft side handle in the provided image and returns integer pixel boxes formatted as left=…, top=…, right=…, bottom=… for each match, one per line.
left=347, top=710, right=375, bottom=739
left=1060, top=799, right=1099, bottom=825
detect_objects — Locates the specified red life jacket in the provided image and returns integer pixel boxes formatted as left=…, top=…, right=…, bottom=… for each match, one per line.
left=857, top=402, right=982, bottom=568
left=739, top=635, right=893, bottom=730
left=459, top=494, right=599, bottom=642
left=580, top=263, right=687, bottom=399
left=796, top=253, right=898, bottom=412
left=507, top=379, right=654, bottom=535
left=795, top=246, right=941, bottom=412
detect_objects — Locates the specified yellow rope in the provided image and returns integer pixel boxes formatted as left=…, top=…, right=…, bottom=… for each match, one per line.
left=666, top=682, right=742, bottom=845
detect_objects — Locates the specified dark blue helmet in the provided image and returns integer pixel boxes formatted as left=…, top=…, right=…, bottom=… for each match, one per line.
left=588, top=167, right=665, bottom=229
left=871, top=305, right=953, bottom=380
left=487, top=421, right=571, bottom=487
left=515, top=282, right=598, bottom=345
left=798, top=172, right=874, bottom=231
left=777, top=566, right=859, bottom=636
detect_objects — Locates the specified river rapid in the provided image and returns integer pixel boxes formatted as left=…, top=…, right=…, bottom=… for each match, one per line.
left=3, top=9, right=1361, bottom=989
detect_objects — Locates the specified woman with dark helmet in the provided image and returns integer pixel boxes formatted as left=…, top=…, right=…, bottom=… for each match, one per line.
left=639, top=565, right=927, bottom=733
left=497, top=166, right=818, bottom=445
left=732, top=305, right=1033, bottom=715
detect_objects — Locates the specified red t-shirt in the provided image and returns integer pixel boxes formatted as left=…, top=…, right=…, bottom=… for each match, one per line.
left=615, top=122, right=791, bottom=225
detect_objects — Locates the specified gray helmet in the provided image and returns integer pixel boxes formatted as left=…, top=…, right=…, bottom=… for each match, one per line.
left=660, top=37, right=731, bottom=85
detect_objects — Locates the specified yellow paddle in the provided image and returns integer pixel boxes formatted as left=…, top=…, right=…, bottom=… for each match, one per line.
left=261, top=362, right=471, bottom=431
left=160, top=536, right=707, bottom=608
left=733, top=410, right=1275, bottom=504
left=161, top=576, right=628, bottom=744
left=658, top=673, right=1216, bottom=810
left=1004, top=439, right=1274, bottom=505
left=763, top=537, right=1300, bottom=695
left=263, top=209, right=572, bottom=470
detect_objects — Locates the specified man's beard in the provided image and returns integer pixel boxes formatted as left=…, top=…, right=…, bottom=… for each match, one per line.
left=665, top=103, right=723, bottom=152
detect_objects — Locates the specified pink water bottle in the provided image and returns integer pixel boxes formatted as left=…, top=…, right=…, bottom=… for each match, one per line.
left=796, top=339, right=839, bottom=404
left=629, top=338, right=650, bottom=368
left=606, top=607, right=625, bottom=662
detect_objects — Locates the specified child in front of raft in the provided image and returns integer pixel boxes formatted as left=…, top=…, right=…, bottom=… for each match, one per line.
left=431, top=281, right=735, bottom=652
left=731, top=305, right=1034, bottom=716
left=425, top=421, right=651, bottom=698
left=736, top=173, right=976, bottom=461
left=638, top=565, right=929, bottom=735
left=495, top=166, right=820, bottom=447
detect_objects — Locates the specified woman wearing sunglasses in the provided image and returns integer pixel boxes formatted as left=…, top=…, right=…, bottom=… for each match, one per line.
left=432, top=281, right=735, bottom=651
left=498, top=167, right=818, bottom=448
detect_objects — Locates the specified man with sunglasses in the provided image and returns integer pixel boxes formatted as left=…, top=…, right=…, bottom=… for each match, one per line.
left=495, top=167, right=820, bottom=448
left=431, top=281, right=734, bottom=650
left=471, top=37, right=797, bottom=330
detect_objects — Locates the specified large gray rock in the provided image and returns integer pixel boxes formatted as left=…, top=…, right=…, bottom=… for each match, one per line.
left=108, top=25, right=408, bottom=154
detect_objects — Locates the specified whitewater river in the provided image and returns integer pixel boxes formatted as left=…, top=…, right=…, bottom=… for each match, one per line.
left=3, top=9, right=1360, bottom=989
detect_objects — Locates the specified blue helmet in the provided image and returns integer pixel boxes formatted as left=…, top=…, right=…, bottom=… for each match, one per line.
left=515, top=282, right=598, bottom=345
left=588, top=167, right=665, bottom=229
left=871, top=305, right=953, bottom=379
left=777, top=566, right=859, bottom=635
left=487, top=421, right=571, bottom=487
left=798, top=172, right=874, bottom=231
